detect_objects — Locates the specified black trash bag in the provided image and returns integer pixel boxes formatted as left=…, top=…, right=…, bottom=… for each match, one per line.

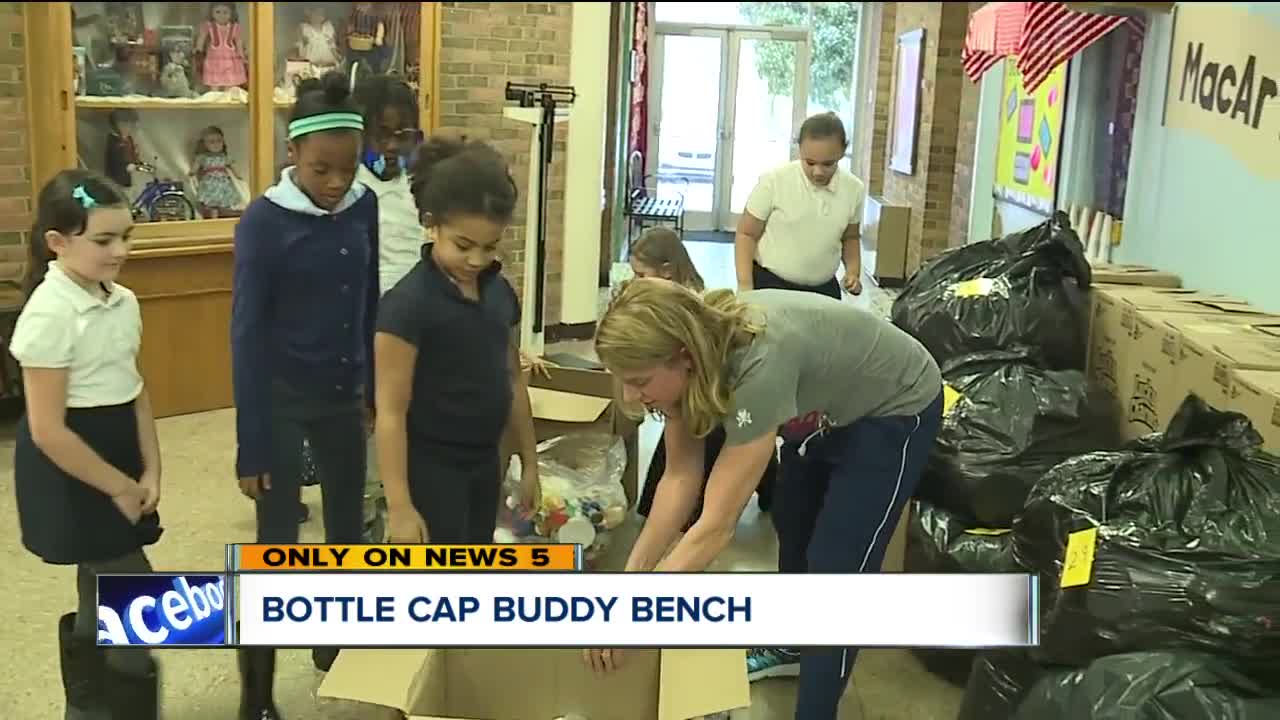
left=890, top=211, right=1092, bottom=370
left=957, top=650, right=1053, bottom=720
left=905, top=499, right=1019, bottom=574
left=1012, top=394, right=1280, bottom=672
left=1014, top=651, right=1280, bottom=719
left=904, top=500, right=1020, bottom=685
left=916, top=349, right=1118, bottom=527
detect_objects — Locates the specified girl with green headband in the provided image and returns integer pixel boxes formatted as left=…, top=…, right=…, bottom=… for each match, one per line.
left=230, top=70, right=379, bottom=719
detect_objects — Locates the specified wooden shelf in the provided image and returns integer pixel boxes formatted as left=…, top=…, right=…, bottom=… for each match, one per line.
left=75, top=96, right=250, bottom=110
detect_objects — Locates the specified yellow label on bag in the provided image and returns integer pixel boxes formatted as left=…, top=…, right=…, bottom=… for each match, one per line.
left=1060, top=527, right=1099, bottom=588
left=950, top=277, right=996, bottom=297
left=963, top=527, right=1011, bottom=536
left=943, top=384, right=963, bottom=416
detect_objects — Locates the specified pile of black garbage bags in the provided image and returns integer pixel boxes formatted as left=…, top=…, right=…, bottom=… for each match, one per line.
left=890, top=214, right=1280, bottom=718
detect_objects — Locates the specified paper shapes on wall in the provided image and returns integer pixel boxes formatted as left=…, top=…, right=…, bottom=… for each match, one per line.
left=1014, top=152, right=1032, bottom=185
left=1017, top=100, right=1036, bottom=142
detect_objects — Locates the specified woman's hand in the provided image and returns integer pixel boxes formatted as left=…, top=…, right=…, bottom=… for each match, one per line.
left=138, top=470, right=161, bottom=514
left=386, top=505, right=429, bottom=543
left=582, top=648, right=625, bottom=673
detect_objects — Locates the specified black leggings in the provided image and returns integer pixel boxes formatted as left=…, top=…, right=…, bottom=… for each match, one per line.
left=255, top=383, right=366, bottom=545
left=73, top=550, right=155, bottom=677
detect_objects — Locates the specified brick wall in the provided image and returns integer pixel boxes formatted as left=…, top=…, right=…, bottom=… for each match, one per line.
left=0, top=1, right=29, bottom=308
left=878, top=1, right=972, bottom=272
left=858, top=2, right=896, bottom=197
left=436, top=1, right=572, bottom=326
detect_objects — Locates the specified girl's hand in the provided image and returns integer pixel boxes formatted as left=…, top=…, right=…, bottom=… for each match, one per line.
left=582, top=648, right=625, bottom=673
left=519, top=352, right=552, bottom=380
left=386, top=506, right=429, bottom=544
left=112, top=483, right=147, bottom=524
left=239, top=473, right=271, bottom=499
left=520, top=463, right=541, bottom=511
left=138, top=470, right=161, bottom=514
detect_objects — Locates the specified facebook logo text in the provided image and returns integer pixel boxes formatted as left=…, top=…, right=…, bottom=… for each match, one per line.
left=96, top=574, right=227, bottom=646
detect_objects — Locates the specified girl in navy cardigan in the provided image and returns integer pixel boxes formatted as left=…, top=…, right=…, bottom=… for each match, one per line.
left=229, top=70, right=378, bottom=719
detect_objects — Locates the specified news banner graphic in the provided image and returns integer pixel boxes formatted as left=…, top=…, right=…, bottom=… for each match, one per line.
left=98, top=544, right=1041, bottom=649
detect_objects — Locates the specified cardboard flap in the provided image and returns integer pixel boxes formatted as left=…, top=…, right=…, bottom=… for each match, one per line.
left=529, top=387, right=611, bottom=423
left=1215, top=338, right=1280, bottom=370
left=318, top=649, right=438, bottom=714
left=1186, top=300, right=1278, bottom=318
left=657, top=649, right=751, bottom=720
left=1235, top=369, right=1280, bottom=395
left=530, top=364, right=616, bottom=399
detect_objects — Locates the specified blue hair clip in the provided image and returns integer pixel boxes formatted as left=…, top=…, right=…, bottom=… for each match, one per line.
left=72, top=185, right=97, bottom=209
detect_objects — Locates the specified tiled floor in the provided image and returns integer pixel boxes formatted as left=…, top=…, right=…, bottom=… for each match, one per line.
left=0, top=242, right=963, bottom=718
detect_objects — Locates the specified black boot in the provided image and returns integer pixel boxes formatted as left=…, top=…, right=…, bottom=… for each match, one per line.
left=103, top=654, right=159, bottom=719
left=239, top=648, right=284, bottom=720
left=59, top=613, right=109, bottom=720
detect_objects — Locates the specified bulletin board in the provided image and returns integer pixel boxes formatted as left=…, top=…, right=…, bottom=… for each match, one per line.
left=993, top=57, right=1068, bottom=215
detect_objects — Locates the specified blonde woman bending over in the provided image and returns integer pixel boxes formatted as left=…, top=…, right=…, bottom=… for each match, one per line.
left=582, top=279, right=943, bottom=719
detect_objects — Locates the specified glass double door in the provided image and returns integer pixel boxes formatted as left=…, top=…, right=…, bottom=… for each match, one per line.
left=649, top=25, right=809, bottom=232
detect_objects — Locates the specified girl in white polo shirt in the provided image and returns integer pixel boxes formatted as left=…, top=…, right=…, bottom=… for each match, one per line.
left=735, top=112, right=867, bottom=299
left=10, top=169, right=163, bottom=718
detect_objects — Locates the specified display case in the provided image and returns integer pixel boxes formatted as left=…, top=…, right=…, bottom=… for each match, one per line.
left=24, top=2, right=441, bottom=416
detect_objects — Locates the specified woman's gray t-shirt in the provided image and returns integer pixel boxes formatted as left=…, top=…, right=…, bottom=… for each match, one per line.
left=720, top=289, right=942, bottom=446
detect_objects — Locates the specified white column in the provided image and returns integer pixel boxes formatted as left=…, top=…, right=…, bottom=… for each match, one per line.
left=559, top=1, right=612, bottom=325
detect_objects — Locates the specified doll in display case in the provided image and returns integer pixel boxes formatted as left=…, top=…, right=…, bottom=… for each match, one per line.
left=159, top=46, right=195, bottom=98
left=298, top=6, right=341, bottom=73
left=104, top=108, right=142, bottom=188
left=190, top=125, right=242, bottom=218
left=346, top=2, right=387, bottom=74
left=195, top=2, right=247, bottom=91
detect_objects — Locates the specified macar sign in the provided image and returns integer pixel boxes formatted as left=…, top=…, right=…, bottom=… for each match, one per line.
left=1178, top=43, right=1277, bottom=131
left=1164, top=3, right=1280, bottom=181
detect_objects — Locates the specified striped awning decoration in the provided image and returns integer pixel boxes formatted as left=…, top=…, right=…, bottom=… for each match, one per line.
left=962, top=2, right=1146, bottom=92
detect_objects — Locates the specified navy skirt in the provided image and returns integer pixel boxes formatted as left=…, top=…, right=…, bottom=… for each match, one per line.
left=14, top=401, right=162, bottom=565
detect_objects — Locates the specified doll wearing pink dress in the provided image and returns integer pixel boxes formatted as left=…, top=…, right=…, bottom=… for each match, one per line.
left=197, top=2, right=247, bottom=91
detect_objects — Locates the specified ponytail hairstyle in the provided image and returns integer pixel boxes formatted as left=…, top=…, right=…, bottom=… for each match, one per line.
left=23, top=169, right=128, bottom=302
left=287, top=70, right=363, bottom=145
left=630, top=227, right=705, bottom=292
left=408, top=134, right=518, bottom=227
left=594, top=278, right=763, bottom=438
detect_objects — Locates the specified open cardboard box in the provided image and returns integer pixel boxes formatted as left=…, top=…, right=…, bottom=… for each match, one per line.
left=318, top=647, right=750, bottom=720
left=1089, top=263, right=1182, bottom=288
left=524, top=360, right=641, bottom=508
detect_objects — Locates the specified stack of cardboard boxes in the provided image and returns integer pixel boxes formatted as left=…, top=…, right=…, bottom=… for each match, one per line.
left=1086, top=264, right=1280, bottom=450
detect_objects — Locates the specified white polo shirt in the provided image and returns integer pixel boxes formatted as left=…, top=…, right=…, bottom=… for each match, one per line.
left=745, top=161, right=867, bottom=286
left=9, top=262, right=144, bottom=408
left=358, top=166, right=427, bottom=296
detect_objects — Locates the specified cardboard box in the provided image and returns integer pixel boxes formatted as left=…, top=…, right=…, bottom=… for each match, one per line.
left=527, top=363, right=641, bottom=507
left=1088, top=286, right=1238, bottom=418
left=318, top=647, right=751, bottom=720
left=1089, top=263, right=1182, bottom=288
left=1229, top=368, right=1280, bottom=453
left=1174, top=324, right=1280, bottom=412
left=1119, top=309, right=1280, bottom=440
left=1086, top=285, right=1156, bottom=399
